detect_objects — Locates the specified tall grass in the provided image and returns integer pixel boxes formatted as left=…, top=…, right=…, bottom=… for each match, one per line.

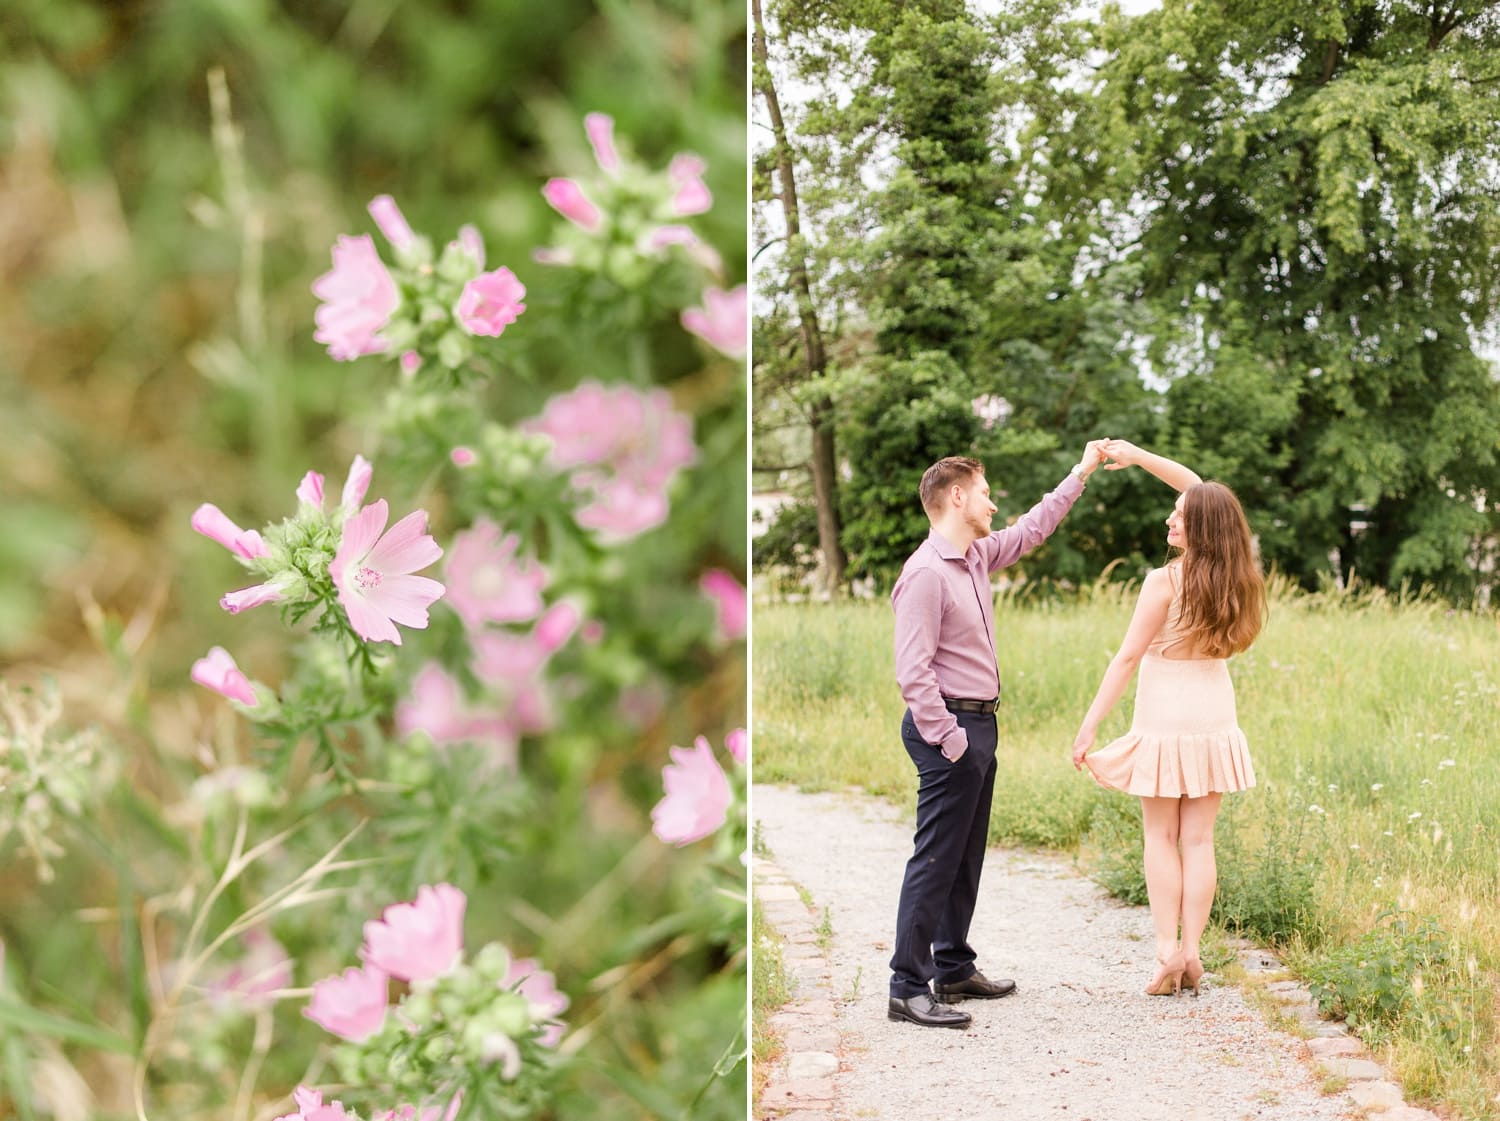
left=754, top=582, right=1500, bottom=1119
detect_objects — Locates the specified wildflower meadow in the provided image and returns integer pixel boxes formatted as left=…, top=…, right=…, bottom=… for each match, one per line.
left=1, top=4, right=747, bottom=1120
left=755, top=584, right=1500, bottom=1119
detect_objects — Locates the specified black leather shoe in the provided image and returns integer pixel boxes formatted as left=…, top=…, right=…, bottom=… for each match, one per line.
left=887, top=993, right=972, bottom=1029
left=934, top=971, right=1018, bottom=1001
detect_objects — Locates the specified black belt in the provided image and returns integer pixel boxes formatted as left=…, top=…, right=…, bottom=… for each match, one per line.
left=943, top=696, right=999, bottom=715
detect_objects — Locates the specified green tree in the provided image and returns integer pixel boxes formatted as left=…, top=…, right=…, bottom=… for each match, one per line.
left=1046, top=0, right=1500, bottom=595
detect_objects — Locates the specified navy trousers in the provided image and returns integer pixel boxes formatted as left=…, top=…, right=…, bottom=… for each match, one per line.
left=889, top=707, right=999, bottom=999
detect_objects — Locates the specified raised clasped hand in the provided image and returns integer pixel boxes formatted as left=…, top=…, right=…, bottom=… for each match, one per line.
left=1100, top=438, right=1143, bottom=471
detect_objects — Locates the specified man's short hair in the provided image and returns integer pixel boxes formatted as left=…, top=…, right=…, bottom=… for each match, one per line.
left=919, top=456, right=985, bottom=515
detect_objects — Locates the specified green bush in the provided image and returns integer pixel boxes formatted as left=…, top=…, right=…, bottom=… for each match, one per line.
left=1306, top=911, right=1464, bottom=1048
left=1212, top=782, right=1324, bottom=945
left=1079, top=794, right=1147, bottom=905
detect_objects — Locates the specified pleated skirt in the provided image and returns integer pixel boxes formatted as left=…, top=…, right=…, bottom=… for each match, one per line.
left=1085, top=653, right=1256, bottom=798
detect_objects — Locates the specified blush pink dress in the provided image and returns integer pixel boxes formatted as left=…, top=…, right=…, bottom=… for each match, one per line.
left=1085, top=567, right=1256, bottom=798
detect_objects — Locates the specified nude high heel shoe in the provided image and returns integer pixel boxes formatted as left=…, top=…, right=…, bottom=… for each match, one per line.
left=1183, top=956, right=1205, bottom=997
left=1145, top=950, right=1185, bottom=996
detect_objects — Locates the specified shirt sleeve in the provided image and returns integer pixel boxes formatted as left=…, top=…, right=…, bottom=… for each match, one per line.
left=974, top=473, right=1085, bottom=573
left=892, top=565, right=968, bottom=756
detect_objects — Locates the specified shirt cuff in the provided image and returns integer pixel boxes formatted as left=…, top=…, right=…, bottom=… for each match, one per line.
left=939, top=727, right=970, bottom=762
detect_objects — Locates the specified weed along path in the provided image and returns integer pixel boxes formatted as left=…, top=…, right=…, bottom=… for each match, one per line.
left=753, top=785, right=1434, bottom=1121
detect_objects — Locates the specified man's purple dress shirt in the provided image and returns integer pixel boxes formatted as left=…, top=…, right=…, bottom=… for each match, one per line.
left=892, top=474, right=1085, bottom=760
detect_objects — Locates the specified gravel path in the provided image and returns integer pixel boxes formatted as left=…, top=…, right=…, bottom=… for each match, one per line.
left=754, top=784, right=1362, bottom=1121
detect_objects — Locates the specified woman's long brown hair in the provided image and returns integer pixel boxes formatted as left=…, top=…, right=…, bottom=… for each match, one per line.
left=1175, top=481, right=1266, bottom=657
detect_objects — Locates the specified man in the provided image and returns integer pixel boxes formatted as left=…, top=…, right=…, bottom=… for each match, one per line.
left=888, top=444, right=1105, bottom=1029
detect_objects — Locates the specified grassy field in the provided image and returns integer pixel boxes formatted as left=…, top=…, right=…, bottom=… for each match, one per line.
left=754, top=582, right=1500, bottom=1119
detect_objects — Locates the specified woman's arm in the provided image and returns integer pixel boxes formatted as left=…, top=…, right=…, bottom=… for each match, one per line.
left=1100, top=440, right=1202, bottom=492
left=1071, top=568, right=1174, bottom=769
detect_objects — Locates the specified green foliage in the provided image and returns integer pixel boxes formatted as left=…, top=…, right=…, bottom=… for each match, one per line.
left=839, top=351, right=981, bottom=580
left=755, top=0, right=1500, bottom=602
left=750, top=904, right=791, bottom=1088
left=1079, top=795, right=1147, bottom=905
left=1211, top=782, right=1324, bottom=945
left=1305, top=911, right=1466, bottom=1050
left=751, top=496, right=820, bottom=578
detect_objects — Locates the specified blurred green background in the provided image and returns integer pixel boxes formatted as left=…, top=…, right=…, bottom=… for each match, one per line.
left=0, top=0, right=746, bottom=671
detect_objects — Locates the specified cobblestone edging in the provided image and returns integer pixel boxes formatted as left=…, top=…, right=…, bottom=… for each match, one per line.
left=755, top=848, right=1445, bottom=1121
left=1237, top=943, right=1443, bottom=1121
left=752, top=855, right=842, bottom=1120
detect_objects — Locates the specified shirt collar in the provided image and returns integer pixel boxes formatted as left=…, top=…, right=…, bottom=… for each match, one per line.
left=926, top=528, right=967, bottom=561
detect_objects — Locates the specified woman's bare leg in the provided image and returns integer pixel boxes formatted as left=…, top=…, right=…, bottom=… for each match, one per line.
left=1140, top=796, right=1184, bottom=963
left=1178, top=793, right=1223, bottom=966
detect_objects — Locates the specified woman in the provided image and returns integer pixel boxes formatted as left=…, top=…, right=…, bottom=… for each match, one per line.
left=1071, top=440, right=1265, bottom=997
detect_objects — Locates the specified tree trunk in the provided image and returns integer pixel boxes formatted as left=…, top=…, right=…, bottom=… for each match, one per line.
left=752, top=0, right=847, bottom=593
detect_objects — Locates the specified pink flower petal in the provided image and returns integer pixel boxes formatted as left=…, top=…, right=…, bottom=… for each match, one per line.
left=362, top=883, right=466, bottom=983
left=339, top=588, right=404, bottom=645
left=650, top=736, right=731, bottom=845
left=368, top=194, right=417, bottom=252
left=191, top=646, right=258, bottom=707
left=304, top=965, right=389, bottom=1042
left=220, top=583, right=284, bottom=614
left=542, top=178, right=602, bottom=232
left=341, top=455, right=374, bottom=514
left=367, top=574, right=445, bottom=629
left=296, top=471, right=325, bottom=508
left=331, top=500, right=390, bottom=590
left=584, top=112, right=620, bottom=174
left=365, top=510, right=443, bottom=575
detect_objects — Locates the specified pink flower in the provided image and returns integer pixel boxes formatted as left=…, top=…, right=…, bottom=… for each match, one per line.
left=681, top=285, right=747, bottom=358
left=340, top=454, right=373, bottom=514
left=208, top=928, right=291, bottom=1009
left=376, top=1099, right=462, bottom=1121
left=191, top=646, right=257, bottom=707
left=304, top=964, right=388, bottom=1042
left=400, top=350, right=423, bottom=377
left=532, top=247, right=575, bottom=266
left=220, top=582, right=286, bottom=615
left=533, top=601, right=582, bottom=653
left=296, top=471, right=325, bottom=508
left=699, top=569, right=746, bottom=641
left=275, top=1087, right=358, bottom=1121
left=312, top=234, right=399, bottom=361
left=542, top=178, right=603, bottom=232
left=444, top=520, right=548, bottom=630
left=584, top=112, right=620, bottom=174
left=466, top=605, right=581, bottom=734
left=456, top=224, right=485, bottom=268
left=650, top=736, right=732, bottom=846
left=470, top=631, right=557, bottom=734
left=574, top=480, right=671, bottom=539
left=726, top=728, right=747, bottom=765
left=640, top=224, right=698, bottom=252
left=668, top=153, right=712, bottom=216
left=191, top=504, right=268, bottom=560
left=456, top=267, right=527, bottom=338
left=638, top=224, right=725, bottom=275
left=362, top=883, right=466, bottom=983
left=506, top=957, right=569, bottom=1047
left=525, top=382, right=697, bottom=539
left=451, top=446, right=477, bottom=467
left=368, top=194, right=417, bottom=253
left=396, top=663, right=517, bottom=765
left=528, top=383, right=696, bottom=479
left=330, top=500, right=445, bottom=646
